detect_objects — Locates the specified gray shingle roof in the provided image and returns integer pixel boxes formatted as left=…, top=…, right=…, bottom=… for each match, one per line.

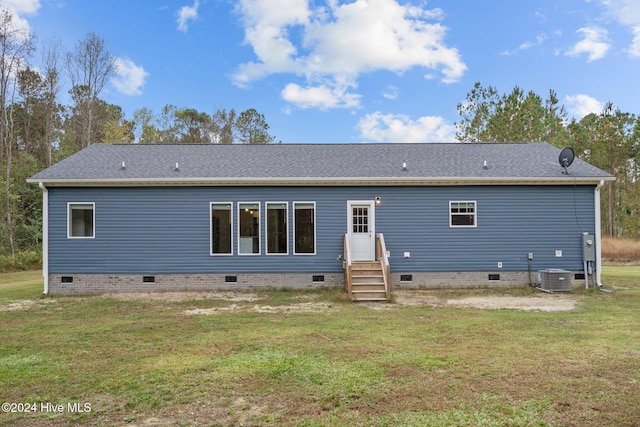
left=28, top=142, right=613, bottom=186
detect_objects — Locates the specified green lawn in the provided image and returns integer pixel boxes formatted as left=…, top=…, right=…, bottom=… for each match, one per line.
left=0, top=267, right=638, bottom=426
left=0, top=271, right=43, bottom=305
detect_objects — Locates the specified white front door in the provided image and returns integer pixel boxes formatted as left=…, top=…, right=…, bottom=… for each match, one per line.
left=348, top=201, right=375, bottom=261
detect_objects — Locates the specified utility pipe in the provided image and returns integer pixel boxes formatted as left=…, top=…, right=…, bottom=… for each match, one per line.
left=584, top=260, right=589, bottom=290
left=38, top=182, right=49, bottom=295
left=594, top=180, right=605, bottom=288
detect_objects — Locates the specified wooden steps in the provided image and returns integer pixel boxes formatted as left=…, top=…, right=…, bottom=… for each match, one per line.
left=349, top=261, right=387, bottom=302
left=343, top=233, right=391, bottom=302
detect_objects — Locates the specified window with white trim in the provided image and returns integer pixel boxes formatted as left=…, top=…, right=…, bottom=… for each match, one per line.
left=211, top=202, right=232, bottom=255
left=238, top=202, right=260, bottom=255
left=68, top=203, right=95, bottom=238
left=266, top=202, right=288, bottom=255
left=450, top=201, right=476, bottom=227
left=294, top=202, right=315, bottom=255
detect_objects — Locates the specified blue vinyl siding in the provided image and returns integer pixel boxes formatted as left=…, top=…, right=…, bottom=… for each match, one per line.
left=48, top=185, right=595, bottom=274
left=377, top=186, right=595, bottom=273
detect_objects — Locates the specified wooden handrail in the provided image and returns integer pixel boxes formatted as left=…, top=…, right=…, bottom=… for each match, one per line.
left=376, top=233, right=391, bottom=301
left=343, top=234, right=353, bottom=299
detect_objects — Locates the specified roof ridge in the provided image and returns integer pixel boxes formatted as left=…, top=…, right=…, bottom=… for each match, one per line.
left=94, top=141, right=544, bottom=147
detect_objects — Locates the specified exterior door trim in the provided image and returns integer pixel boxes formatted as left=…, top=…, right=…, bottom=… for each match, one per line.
left=347, top=200, right=375, bottom=261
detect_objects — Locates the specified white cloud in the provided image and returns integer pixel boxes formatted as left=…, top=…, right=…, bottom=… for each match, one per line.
left=630, top=26, right=640, bottom=57
left=301, top=0, right=465, bottom=82
left=519, top=34, right=547, bottom=50
left=0, top=0, right=41, bottom=32
left=600, top=0, right=640, bottom=26
left=177, top=0, right=199, bottom=32
left=565, top=94, right=603, bottom=119
left=281, top=82, right=361, bottom=110
left=357, top=112, right=457, bottom=143
left=112, top=58, right=149, bottom=96
left=231, top=0, right=309, bottom=87
left=234, top=0, right=466, bottom=110
left=382, top=85, right=398, bottom=100
left=1, top=0, right=40, bottom=13
left=565, top=26, right=610, bottom=61
left=534, top=9, right=549, bottom=21
left=501, top=33, right=548, bottom=56
left=599, top=0, right=640, bottom=57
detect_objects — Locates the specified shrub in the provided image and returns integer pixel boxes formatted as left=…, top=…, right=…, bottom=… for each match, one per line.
left=0, top=250, right=42, bottom=273
left=601, top=237, right=640, bottom=263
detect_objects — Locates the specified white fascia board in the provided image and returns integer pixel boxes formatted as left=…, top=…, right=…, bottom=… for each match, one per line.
left=27, top=175, right=615, bottom=187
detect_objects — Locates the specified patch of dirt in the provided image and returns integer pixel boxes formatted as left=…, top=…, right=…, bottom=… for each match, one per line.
left=0, top=299, right=56, bottom=312
left=447, top=296, right=576, bottom=311
left=228, top=397, right=270, bottom=423
left=392, top=292, right=443, bottom=308
left=185, top=302, right=333, bottom=316
left=184, top=304, right=245, bottom=315
left=252, top=302, right=332, bottom=313
left=103, top=292, right=264, bottom=302
left=130, top=397, right=278, bottom=427
left=393, top=290, right=577, bottom=311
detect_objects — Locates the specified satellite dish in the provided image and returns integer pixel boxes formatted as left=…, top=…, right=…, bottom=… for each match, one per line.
left=559, top=147, right=575, bottom=174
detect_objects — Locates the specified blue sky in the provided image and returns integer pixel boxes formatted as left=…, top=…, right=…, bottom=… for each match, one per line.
left=4, top=0, right=640, bottom=143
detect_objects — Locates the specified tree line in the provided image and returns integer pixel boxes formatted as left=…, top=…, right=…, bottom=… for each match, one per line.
left=0, top=9, right=276, bottom=257
left=456, top=82, right=640, bottom=239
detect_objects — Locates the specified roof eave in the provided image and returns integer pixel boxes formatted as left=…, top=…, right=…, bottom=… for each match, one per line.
left=27, top=175, right=615, bottom=187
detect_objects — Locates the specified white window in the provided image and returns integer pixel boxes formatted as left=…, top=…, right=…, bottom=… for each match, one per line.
left=450, top=201, right=476, bottom=228
left=294, top=202, right=316, bottom=255
left=211, top=202, right=232, bottom=255
left=68, top=203, right=95, bottom=238
left=266, top=202, right=288, bottom=255
left=238, top=202, right=260, bottom=255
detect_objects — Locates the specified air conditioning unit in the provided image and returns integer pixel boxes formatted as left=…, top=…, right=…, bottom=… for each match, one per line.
left=538, top=269, right=572, bottom=292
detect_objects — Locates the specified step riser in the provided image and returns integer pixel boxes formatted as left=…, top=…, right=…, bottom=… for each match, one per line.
left=351, top=261, right=380, bottom=267
left=352, top=271, right=382, bottom=277
left=352, top=285, right=386, bottom=291
left=353, top=294, right=387, bottom=301
left=352, top=284, right=385, bottom=288
left=352, top=283, right=385, bottom=288
left=351, top=275, right=384, bottom=280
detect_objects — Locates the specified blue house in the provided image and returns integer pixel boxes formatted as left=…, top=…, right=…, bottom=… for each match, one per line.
left=28, top=142, right=613, bottom=300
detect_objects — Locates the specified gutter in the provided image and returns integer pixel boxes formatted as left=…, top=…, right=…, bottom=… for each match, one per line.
left=38, top=182, right=49, bottom=295
left=27, top=175, right=615, bottom=188
left=594, top=179, right=605, bottom=288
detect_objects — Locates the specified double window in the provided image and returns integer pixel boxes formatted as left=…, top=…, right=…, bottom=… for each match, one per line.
left=450, top=201, right=476, bottom=228
left=210, top=201, right=315, bottom=256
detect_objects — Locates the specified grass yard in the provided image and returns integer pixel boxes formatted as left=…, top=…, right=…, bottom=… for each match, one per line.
left=0, top=268, right=638, bottom=426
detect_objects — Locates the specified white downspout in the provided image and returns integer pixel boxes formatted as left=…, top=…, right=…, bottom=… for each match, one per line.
left=594, top=180, right=605, bottom=288
left=38, top=182, right=49, bottom=295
